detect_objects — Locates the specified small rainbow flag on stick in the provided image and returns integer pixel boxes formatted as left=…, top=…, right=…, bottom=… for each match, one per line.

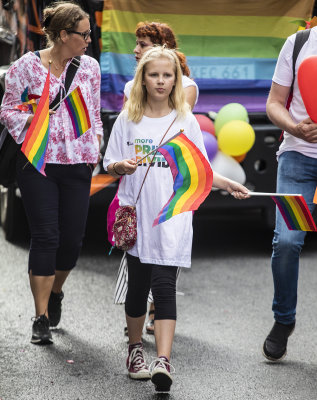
left=64, top=86, right=91, bottom=139
left=153, top=133, right=213, bottom=226
left=249, top=192, right=317, bottom=231
left=272, top=195, right=317, bottom=231
left=21, top=69, right=50, bottom=175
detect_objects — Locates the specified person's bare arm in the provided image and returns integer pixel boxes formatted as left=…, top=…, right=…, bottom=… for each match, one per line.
left=184, top=86, right=197, bottom=110
left=266, top=82, right=317, bottom=143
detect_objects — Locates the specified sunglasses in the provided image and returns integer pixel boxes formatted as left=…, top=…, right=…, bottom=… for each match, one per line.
left=67, top=29, right=91, bottom=41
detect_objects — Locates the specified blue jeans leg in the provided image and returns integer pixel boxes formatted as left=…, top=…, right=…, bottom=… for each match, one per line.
left=271, top=151, right=317, bottom=324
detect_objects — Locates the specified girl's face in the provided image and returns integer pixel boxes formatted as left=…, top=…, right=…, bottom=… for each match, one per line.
left=134, top=36, right=154, bottom=63
left=142, top=58, right=176, bottom=102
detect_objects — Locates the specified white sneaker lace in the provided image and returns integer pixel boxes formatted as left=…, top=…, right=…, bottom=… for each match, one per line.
left=128, top=347, right=148, bottom=371
left=149, top=357, right=175, bottom=374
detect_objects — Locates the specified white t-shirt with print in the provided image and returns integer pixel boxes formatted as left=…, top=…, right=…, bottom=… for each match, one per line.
left=124, top=75, right=199, bottom=105
left=103, top=110, right=209, bottom=268
left=273, top=26, right=317, bottom=159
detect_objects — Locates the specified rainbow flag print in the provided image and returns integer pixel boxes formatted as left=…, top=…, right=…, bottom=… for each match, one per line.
left=65, top=86, right=91, bottom=139
left=272, top=195, right=317, bottom=231
left=153, top=133, right=213, bottom=226
left=100, top=0, right=314, bottom=113
left=21, top=69, right=50, bottom=175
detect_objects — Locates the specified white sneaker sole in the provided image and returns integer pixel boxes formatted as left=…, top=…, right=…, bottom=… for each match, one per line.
left=129, top=370, right=151, bottom=380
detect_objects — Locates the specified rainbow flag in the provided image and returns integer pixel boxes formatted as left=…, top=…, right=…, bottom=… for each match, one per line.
left=21, top=69, right=50, bottom=175
left=100, top=0, right=314, bottom=113
left=21, top=86, right=39, bottom=113
left=272, top=195, right=317, bottom=231
left=65, top=86, right=91, bottom=139
left=153, top=133, right=213, bottom=226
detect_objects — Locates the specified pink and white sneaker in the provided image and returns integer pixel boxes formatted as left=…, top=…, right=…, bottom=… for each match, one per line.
left=126, top=342, right=151, bottom=380
left=150, top=356, right=175, bottom=392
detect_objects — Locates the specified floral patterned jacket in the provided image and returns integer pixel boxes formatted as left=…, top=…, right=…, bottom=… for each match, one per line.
left=0, top=51, right=103, bottom=164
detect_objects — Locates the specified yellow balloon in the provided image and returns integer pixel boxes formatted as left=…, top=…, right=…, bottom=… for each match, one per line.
left=217, top=120, right=255, bottom=156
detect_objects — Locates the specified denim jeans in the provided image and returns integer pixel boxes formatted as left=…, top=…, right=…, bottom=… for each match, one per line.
left=271, top=151, right=317, bottom=324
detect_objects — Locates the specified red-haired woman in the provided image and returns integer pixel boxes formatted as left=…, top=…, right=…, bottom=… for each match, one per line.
left=123, top=21, right=199, bottom=109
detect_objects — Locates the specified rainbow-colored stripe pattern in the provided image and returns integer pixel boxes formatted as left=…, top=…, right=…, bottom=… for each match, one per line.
left=153, top=133, right=213, bottom=226
left=272, top=195, right=317, bottom=231
left=65, top=86, right=91, bottom=139
left=20, top=86, right=39, bottom=113
left=100, top=0, right=313, bottom=113
left=21, top=69, right=50, bottom=175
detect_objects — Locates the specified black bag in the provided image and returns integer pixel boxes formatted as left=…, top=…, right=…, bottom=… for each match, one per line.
left=0, top=55, right=81, bottom=187
left=0, top=127, right=20, bottom=187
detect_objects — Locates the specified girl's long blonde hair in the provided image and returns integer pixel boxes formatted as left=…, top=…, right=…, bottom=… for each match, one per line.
left=124, top=46, right=190, bottom=123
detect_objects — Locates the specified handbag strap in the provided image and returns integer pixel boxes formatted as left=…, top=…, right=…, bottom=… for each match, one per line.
left=34, top=51, right=81, bottom=111
left=135, top=116, right=176, bottom=205
left=49, top=57, right=81, bottom=110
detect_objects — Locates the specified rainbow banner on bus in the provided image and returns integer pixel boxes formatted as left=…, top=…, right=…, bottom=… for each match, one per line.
left=21, top=69, right=50, bottom=175
left=100, top=0, right=314, bottom=113
left=153, top=133, right=213, bottom=226
left=272, top=195, right=317, bottom=231
left=65, top=86, right=91, bottom=139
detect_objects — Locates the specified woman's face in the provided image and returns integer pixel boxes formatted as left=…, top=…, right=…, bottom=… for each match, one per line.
left=63, top=17, right=92, bottom=56
left=142, top=57, right=176, bottom=102
left=134, top=36, right=154, bottom=63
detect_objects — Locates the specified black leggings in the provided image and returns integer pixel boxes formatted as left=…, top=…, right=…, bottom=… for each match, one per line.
left=125, top=253, right=178, bottom=320
left=16, top=152, right=92, bottom=276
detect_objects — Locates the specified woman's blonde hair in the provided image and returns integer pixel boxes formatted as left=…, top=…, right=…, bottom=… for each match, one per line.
left=42, top=1, right=89, bottom=47
left=125, top=46, right=190, bottom=123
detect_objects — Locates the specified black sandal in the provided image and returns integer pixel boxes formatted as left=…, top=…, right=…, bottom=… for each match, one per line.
left=146, top=310, right=155, bottom=335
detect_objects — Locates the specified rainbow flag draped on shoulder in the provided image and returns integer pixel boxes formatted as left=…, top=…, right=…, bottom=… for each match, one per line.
left=21, top=69, right=50, bottom=175
left=153, top=133, right=213, bottom=226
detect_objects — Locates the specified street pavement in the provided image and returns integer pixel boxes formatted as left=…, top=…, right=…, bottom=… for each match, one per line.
left=1, top=209, right=317, bottom=400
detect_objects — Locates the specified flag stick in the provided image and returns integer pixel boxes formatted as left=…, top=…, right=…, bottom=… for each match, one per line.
left=248, top=191, right=302, bottom=197
left=137, top=129, right=184, bottom=164
left=50, top=93, right=70, bottom=111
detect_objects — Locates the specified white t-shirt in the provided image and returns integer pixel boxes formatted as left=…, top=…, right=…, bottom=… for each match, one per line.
left=273, top=26, right=317, bottom=159
left=124, top=75, right=199, bottom=105
left=103, top=110, right=209, bottom=268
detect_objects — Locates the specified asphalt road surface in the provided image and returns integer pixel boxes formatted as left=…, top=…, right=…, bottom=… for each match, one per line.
left=1, top=209, right=317, bottom=400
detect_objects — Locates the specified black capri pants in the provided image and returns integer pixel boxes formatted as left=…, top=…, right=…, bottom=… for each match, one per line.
left=16, top=152, right=92, bottom=276
left=125, top=253, right=178, bottom=320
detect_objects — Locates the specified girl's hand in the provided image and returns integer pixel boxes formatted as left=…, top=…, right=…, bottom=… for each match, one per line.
left=109, top=159, right=137, bottom=176
left=226, top=180, right=250, bottom=200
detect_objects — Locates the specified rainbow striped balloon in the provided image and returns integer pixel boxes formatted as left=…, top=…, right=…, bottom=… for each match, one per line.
left=272, top=195, right=317, bottom=231
left=21, top=69, right=50, bottom=175
left=153, top=133, right=213, bottom=226
left=65, top=86, right=91, bottom=139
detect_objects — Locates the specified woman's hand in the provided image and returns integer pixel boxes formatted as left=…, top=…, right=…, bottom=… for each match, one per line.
left=25, top=109, right=56, bottom=128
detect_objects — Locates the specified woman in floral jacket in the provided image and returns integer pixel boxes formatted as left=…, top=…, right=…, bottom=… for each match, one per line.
left=0, top=1, right=103, bottom=345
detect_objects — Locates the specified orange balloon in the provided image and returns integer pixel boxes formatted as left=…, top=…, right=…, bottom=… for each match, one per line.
left=233, top=153, right=247, bottom=163
left=298, top=55, right=317, bottom=122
